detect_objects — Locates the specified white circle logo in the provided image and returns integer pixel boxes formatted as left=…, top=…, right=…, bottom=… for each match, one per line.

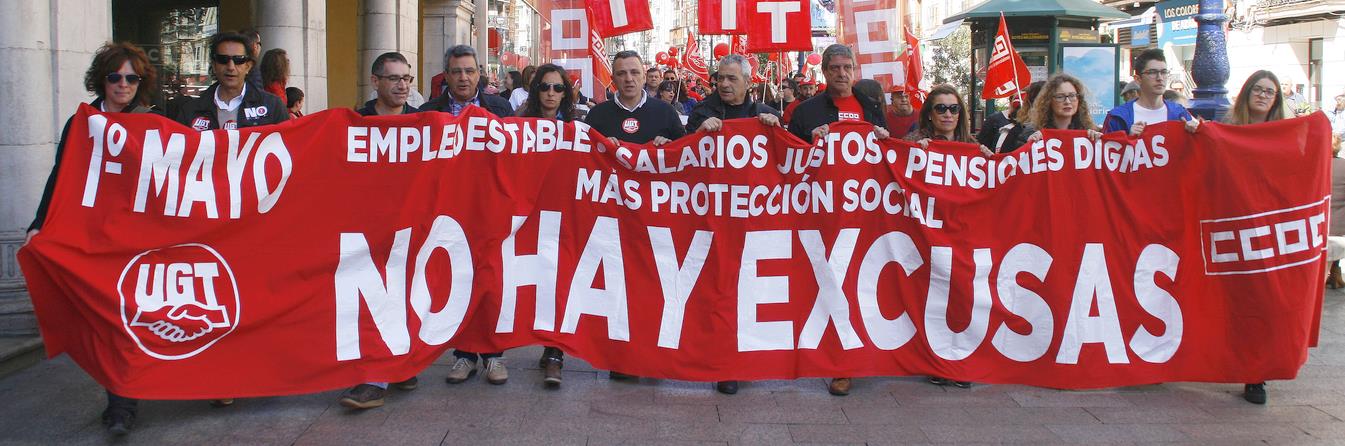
left=117, top=244, right=241, bottom=360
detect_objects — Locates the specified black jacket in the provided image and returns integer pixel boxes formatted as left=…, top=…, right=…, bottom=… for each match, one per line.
left=685, top=94, right=781, bottom=134
left=30, top=98, right=160, bottom=231
left=174, top=83, right=289, bottom=130
left=418, top=91, right=515, bottom=117
left=786, top=87, right=888, bottom=142
left=356, top=99, right=417, bottom=116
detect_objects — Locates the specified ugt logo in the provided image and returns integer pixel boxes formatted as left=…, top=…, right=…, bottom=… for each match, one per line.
left=117, top=244, right=241, bottom=360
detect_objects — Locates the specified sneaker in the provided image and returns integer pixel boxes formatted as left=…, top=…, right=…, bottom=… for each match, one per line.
left=445, top=358, right=477, bottom=384
left=339, top=384, right=386, bottom=409
left=1244, top=383, right=1267, bottom=405
left=543, top=359, right=563, bottom=387
left=828, top=378, right=851, bottom=396
left=101, top=406, right=135, bottom=436
left=392, top=376, right=418, bottom=391
left=928, top=377, right=973, bottom=388
left=484, top=357, right=509, bottom=385
left=716, top=381, right=739, bottom=395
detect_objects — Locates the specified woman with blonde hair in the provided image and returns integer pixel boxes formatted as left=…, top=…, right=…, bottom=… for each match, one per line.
left=1022, top=74, right=1102, bottom=145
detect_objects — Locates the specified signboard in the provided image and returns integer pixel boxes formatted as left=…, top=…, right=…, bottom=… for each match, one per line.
left=1157, top=0, right=1198, bottom=47
left=1057, top=28, right=1099, bottom=43
left=1131, top=25, right=1151, bottom=47
left=1059, top=43, right=1120, bottom=126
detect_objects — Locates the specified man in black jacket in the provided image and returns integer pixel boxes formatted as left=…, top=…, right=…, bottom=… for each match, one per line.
left=786, top=44, right=889, bottom=144
left=419, top=45, right=514, bottom=118
left=686, top=54, right=781, bottom=134
left=175, top=32, right=289, bottom=130
left=356, top=52, right=418, bottom=116
left=583, top=50, right=685, bottom=146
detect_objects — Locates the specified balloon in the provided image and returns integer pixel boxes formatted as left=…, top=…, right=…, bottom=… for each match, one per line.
left=806, top=53, right=822, bottom=65
left=501, top=53, right=514, bottom=65
left=767, top=52, right=778, bottom=62
left=668, top=58, right=680, bottom=68
left=668, top=46, right=679, bottom=57
left=713, top=43, right=730, bottom=59
left=656, top=51, right=669, bottom=65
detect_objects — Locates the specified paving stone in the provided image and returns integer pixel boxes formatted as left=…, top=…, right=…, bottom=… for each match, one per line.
left=1046, top=423, right=1190, bottom=443
left=919, top=424, right=1062, bottom=443
left=1175, top=422, right=1316, bottom=441
left=1085, top=406, right=1221, bottom=424
left=716, top=402, right=848, bottom=425
left=786, top=422, right=930, bottom=443
left=1008, top=389, right=1135, bottom=408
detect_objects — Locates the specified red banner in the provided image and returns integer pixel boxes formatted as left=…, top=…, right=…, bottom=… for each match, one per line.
left=746, top=0, right=812, bottom=52
left=699, top=0, right=749, bottom=34
left=836, top=0, right=906, bottom=93
left=585, top=0, right=654, bottom=37
left=982, top=14, right=1033, bottom=100
left=20, top=105, right=1331, bottom=399
left=539, top=0, right=611, bottom=100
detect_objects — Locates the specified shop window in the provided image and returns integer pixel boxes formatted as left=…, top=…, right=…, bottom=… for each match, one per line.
left=113, top=0, right=221, bottom=106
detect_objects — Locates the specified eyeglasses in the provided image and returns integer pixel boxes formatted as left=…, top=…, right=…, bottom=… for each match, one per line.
left=106, top=73, right=142, bottom=84
left=1140, top=69, right=1170, bottom=78
left=932, top=103, right=961, bottom=115
left=540, top=82, right=566, bottom=93
left=1250, top=85, right=1278, bottom=98
left=1053, top=93, right=1079, bottom=103
left=213, top=54, right=252, bottom=66
left=377, top=74, right=415, bottom=84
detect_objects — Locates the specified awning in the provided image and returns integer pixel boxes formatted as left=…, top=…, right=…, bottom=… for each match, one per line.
left=945, top=0, right=1131, bottom=23
left=1103, top=7, right=1155, bottom=31
left=926, top=19, right=965, bottom=40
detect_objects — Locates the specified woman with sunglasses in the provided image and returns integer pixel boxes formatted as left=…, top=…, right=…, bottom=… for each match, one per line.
left=25, top=41, right=159, bottom=436
left=515, top=64, right=577, bottom=387
left=1220, top=70, right=1290, bottom=405
left=1020, top=74, right=1103, bottom=146
left=904, top=85, right=992, bottom=156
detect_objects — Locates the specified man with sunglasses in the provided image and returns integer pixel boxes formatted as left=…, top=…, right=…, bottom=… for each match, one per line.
left=175, top=32, right=288, bottom=131
left=786, top=44, right=889, bottom=145
left=1103, top=49, right=1195, bottom=135
left=419, top=45, right=514, bottom=119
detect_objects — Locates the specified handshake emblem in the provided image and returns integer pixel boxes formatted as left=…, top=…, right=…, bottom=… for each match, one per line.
left=118, top=244, right=241, bottom=360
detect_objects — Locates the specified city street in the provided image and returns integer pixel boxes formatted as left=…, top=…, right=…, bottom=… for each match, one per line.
left=0, top=290, right=1341, bottom=445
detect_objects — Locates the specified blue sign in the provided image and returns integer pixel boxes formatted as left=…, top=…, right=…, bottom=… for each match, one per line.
left=1131, top=25, right=1151, bottom=47
left=1157, top=0, right=1198, bottom=47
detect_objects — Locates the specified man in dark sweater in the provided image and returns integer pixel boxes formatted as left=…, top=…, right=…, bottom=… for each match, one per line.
left=355, top=52, right=418, bottom=116
left=583, top=50, right=685, bottom=147
left=419, top=45, right=514, bottom=118
left=786, top=44, right=889, bottom=144
left=686, top=54, right=780, bottom=134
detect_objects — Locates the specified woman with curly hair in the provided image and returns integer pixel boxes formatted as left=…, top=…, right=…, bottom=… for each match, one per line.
left=1021, top=74, right=1103, bottom=146
left=260, top=48, right=289, bottom=99
left=25, top=41, right=159, bottom=436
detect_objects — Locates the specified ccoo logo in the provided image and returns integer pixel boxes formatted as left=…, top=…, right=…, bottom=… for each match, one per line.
left=117, top=244, right=241, bottom=360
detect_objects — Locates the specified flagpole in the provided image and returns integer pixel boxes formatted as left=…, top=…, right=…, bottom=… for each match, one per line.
left=1002, top=13, right=1025, bottom=104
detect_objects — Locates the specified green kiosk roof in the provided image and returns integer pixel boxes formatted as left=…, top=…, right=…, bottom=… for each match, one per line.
left=945, top=0, right=1130, bottom=23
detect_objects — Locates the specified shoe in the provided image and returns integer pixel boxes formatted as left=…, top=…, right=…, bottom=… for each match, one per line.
left=928, top=377, right=973, bottom=388
left=101, top=406, right=135, bottom=436
left=828, top=378, right=851, bottom=396
left=392, top=376, right=418, bottom=391
left=1331, top=262, right=1345, bottom=289
left=543, top=359, right=563, bottom=387
left=609, top=371, right=638, bottom=381
left=209, top=398, right=234, bottom=407
left=484, top=357, right=509, bottom=385
left=445, top=358, right=477, bottom=384
left=716, top=381, right=739, bottom=395
left=339, top=384, right=386, bottom=410
left=1244, top=383, right=1267, bottom=404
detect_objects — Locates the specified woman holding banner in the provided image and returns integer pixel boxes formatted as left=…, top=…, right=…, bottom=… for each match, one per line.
left=516, top=63, right=577, bottom=387
left=1020, top=74, right=1103, bottom=146
left=25, top=42, right=160, bottom=436
left=1221, top=69, right=1290, bottom=405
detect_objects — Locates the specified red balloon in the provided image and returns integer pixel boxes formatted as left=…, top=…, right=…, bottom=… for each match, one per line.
left=668, top=58, right=680, bottom=68
left=656, top=51, right=669, bottom=64
left=713, top=43, right=730, bottom=59
left=668, top=46, right=679, bottom=57
left=500, top=53, right=514, bottom=65
left=806, top=53, right=822, bottom=65
left=767, top=52, right=778, bottom=62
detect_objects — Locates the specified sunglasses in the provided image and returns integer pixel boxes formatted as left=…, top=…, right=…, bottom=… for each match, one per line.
left=106, top=73, right=141, bottom=84
left=212, top=54, right=252, bottom=66
left=539, top=82, right=566, bottom=93
left=933, top=104, right=961, bottom=115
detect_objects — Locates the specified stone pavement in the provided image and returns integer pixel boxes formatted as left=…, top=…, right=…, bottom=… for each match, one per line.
left=1, top=291, right=1342, bottom=445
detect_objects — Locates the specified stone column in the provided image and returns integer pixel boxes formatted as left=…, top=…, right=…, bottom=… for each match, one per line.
left=0, top=0, right=110, bottom=336
left=360, top=0, right=419, bottom=101
left=475, top=0, right=489, bottom=64
left=423, top=0, right=475, bottom=93
left=256, top=0, right=329, bottom=113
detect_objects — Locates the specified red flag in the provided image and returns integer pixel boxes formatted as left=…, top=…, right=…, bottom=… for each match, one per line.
left=590, top=27, right=613, bottom=93
left=683, top=34, right=711, bottom=84
left=746, top=0, right=812, bottom=52
left=730, top=34, right=749, bottom=55
left=981, top=14, right=1032, bottom=100
left=586, top=0, right=653, bottom=37
left=835, top=0, right=906, bottom=93
left=903, top=25, right=926, bottom=109
left=698, top=0, right=748, bottom=34
left=538, top=0, right=609, bottom=102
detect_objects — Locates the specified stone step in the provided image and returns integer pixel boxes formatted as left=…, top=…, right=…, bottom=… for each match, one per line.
left=0, top=335, right=43, bottom=380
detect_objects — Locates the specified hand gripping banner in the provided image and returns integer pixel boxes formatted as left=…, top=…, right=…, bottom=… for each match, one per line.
left=20, top=105, right=1331, bottom=399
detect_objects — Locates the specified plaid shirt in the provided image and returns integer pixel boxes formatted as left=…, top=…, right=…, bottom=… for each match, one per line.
left=447, top=93, right=481, bottom=116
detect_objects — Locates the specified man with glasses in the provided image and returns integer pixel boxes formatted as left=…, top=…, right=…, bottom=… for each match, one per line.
left=357, top=52, right=418, bottom=116
left=1103, top=49, right=1193, bottom=135
left=175, top=32, right=288, bottom=131
left=419, top=45, right=514, bottom=118
left=787, top=44, right=889, bottom=144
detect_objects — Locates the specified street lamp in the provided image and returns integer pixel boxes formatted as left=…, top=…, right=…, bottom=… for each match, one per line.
left=1187, top=0, right=1230, bottom=120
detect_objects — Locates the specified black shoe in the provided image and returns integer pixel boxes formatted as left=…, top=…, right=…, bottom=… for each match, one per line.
left=339, top=384, right=387, bottom=409
left=101, top=406, right=135, bottom=436
left=609, top=371, right=638, bottom=381
left=543, top=359, right=563, bottom=387
left=928, top=377, right=972, bottom=388
left=392, top=376, right=418, bottom=391
left=1244, top=383, right=1267, bottom=404
left=715, top=381, right=739, bottom=395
